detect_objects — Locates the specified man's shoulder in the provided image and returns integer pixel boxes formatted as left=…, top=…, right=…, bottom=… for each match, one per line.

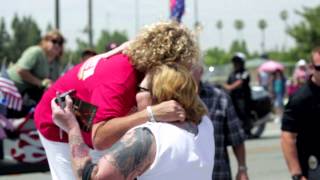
left=201, top=82, right=225, bottom=95
left=289, top=82, right=313, bottom=104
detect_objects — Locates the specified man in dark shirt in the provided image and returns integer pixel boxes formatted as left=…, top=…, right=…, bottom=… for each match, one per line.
left=224, top=53, right=252, bottom=137
left=281, top=47, right=320, bottom=180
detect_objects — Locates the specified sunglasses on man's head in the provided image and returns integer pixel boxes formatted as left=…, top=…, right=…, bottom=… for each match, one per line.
left=51, top=39, right=64, bottom=46
left=312, top=64, right=320, bottom=71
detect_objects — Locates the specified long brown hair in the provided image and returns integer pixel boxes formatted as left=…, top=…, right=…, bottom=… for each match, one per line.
left=148, top=64, right=207, bottom=124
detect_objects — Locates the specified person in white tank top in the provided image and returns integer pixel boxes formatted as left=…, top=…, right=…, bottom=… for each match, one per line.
left=51, top=64, right=215, bottom=180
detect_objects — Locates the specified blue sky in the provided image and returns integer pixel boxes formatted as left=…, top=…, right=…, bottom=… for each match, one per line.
left=0, top=0, right=319, bottom=53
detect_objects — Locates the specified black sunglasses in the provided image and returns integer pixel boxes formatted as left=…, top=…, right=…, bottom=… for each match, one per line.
left=137, top=86, right=150, bottom=92
left=51, top=39, right=64, bottom=46
left=312, top=64, right=320, bottom=71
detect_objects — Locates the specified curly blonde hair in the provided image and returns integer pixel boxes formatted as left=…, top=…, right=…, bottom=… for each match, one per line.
left=124, top=21, right=199, bottom=73
left=148, top=64, right=207, bottom=124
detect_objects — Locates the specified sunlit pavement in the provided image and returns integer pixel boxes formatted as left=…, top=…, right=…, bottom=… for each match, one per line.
left=0, top=122, right=287, bottom=180
left=229, top=121, right=290, bottom=180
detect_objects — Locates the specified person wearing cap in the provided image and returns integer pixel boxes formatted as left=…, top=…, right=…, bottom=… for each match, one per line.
left=294, top=59, right=309, bottom=85
left=80, top=49, right=97, bottom=62
left=281, top=47, right=320, bottom=180
left=6, top=30, right=64, bottom=103
left=224, top=52, right=252, bottom=138
left=288, top=59, right=310, bottom=97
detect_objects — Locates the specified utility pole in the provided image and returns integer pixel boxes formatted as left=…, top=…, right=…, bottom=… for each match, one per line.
left=88, top=0, right=93, bottom=48
left=193, top=0, right=201, bottom=48
left=55, top=0, right=60, bottom=29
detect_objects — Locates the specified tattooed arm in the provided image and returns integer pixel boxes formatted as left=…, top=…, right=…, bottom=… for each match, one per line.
left=67, top=126, right=156, bottom=180
left=52, top=95, right=156, bottom=180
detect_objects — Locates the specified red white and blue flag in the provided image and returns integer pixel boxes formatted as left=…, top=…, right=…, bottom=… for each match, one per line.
left=170, top=0, right=185, bottom=23
left=0, top=61, right=22, bottom=111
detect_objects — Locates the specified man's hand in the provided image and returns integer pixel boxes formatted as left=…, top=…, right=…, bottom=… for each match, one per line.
left=151, top=100, right=186, bottom=122
left=51, top=95, right=79, bottom=133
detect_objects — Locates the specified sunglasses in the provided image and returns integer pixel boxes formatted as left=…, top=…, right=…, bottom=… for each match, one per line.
left=137, top=86, right=150, bottom=92
left=51, top=39, right=64, bottom=46
left=312, top=64, right=320, bottom=71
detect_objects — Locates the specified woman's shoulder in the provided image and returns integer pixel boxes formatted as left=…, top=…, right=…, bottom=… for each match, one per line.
left=24, top=45, right=44, bottom=56
left=26, top=45, right=42, bottom=52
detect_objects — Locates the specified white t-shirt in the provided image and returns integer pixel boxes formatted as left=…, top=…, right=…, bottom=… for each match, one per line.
left=137, top=115, right=215, bottom=180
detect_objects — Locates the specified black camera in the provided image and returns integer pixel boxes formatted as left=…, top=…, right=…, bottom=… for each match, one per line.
left=55, top=89, right=76, bottom=109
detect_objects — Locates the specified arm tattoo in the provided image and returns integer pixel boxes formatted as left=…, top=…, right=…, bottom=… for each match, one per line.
left=105, top=127, right=155, bottom=179
left=69, top=133, right=91, bottom=178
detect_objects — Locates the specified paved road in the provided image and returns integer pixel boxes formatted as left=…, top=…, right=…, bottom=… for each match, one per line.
left=0, top=122, right=289, bottom=180
left=229, top=122, right=290, bottom=180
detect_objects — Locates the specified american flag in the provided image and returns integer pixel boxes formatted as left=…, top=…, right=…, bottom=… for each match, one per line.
left=0, top=60, right=23, bottom=111
left=170, top=0, right=185, bottom=23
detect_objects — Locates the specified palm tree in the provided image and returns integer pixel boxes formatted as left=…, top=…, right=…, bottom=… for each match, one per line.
left=216, top=20, right=223, bottom=47
left=258, top=19, right=267, bottom=53
left=234, top=19, right=244, bottom=40
left=280, top=10, right=289, bottom=50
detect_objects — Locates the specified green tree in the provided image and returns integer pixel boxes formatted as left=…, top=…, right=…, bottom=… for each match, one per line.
left=258, top=19, right=267, bottom=53
left=95, top=30, right=128, bottom=53
left=229, top=40, right=249, bottom=56
left=234, top=19, right=244, bottom=40
left=46, top=23, right=54, bottom=33
left=280, top=10, right=289, bottom=49
left=8, top=15, right=41, bottom=62
left=216, top=20, right=223, bottom=47
left=288, top=5, right=320, bottom=59
left=204, top=47, right=229, bottom=66
left=0, top=17, right=11, bottom=62
left=280, top=10, right=288, bottom=24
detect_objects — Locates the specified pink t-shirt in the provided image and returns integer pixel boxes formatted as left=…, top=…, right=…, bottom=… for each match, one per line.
left=34, top=53, right=139, bottom=148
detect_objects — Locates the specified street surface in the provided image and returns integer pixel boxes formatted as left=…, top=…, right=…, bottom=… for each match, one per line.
left=0, top=122, right=289, bottom=180
left=229, top=122, right=289, bottom=179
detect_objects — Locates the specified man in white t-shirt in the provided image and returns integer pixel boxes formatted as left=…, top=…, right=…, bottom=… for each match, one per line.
left=51, top=64, right=215, bottom=180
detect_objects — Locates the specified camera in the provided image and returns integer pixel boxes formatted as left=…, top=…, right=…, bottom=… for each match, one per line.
left=55, top=89, right=76, bottom=109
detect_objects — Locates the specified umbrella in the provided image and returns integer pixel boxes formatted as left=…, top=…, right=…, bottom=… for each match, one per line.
left=258, top=60, right=284, bottom=72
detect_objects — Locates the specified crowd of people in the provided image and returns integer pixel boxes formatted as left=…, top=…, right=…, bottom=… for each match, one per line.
left=0, top=19, right=319, bottom=180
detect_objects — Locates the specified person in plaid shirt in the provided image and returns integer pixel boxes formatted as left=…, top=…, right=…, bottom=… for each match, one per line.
left=193, top=64, right=249, bottom=180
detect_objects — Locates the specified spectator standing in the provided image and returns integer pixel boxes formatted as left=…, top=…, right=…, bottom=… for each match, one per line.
left=270, top=69, right=286, bottom=122
left=288, top=59, right=310, bottom=97
left=224, top=52, right=252, bottom=138
left=193, top=64, right=248, bottom=180
left=281, top=47, right=320, bottom=180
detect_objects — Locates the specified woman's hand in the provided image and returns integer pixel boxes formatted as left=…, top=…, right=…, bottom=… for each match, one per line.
left=151, top=100, right=186, bottom=122
left=51, top=95, right=79, bottom=133
left=41, top=78, right=52, bottom=89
